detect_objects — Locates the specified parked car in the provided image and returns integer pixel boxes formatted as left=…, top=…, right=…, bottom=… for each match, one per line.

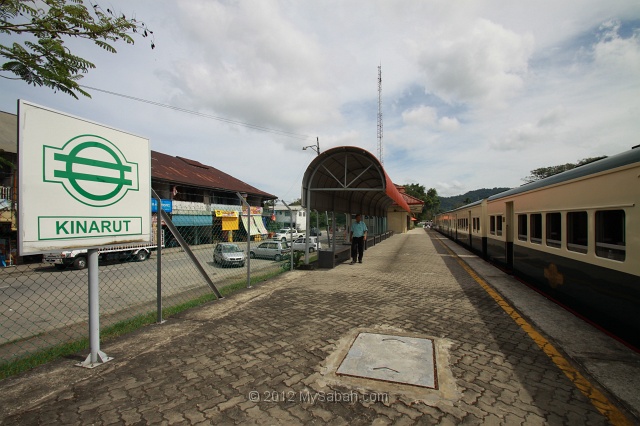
left=250, top=241, right=291, bottom=261
left=213, top=243, right=246, bottom=267
left=310, top=227, right=322, bottom=236
left=273, top=228, right=300, bottom=242
left=292, top=236, right=322, bottom=252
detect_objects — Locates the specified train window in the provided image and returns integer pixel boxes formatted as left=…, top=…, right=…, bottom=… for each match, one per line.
left=567, top=211, right=588, bottom=254
left=596, top=210, right=625, bottom=261
left=530, top=214, right=542, bottom=244
left=496, top=215, right=503, bottom=236
left=518, top=214, right=527, bottom=241
left=490, top=216, right=496, bottom=235
left=546, top=213, right=562, bottom=248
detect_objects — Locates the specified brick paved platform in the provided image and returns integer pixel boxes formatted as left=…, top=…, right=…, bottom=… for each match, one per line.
left=1, top=229, right=638, bottom=425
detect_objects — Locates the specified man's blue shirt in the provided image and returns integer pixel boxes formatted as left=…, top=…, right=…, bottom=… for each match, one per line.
left=351, top=221, right=368, bottom=238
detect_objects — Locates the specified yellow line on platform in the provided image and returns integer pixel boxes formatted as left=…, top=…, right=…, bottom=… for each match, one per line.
left=435, top=238, right=631, bottom=426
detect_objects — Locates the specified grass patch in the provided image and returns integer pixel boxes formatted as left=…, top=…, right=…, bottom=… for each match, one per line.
left=0, top=267, right=287, bottom=381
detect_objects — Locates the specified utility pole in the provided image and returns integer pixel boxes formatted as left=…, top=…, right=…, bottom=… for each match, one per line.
left=377, top=65, right=383, bottom=165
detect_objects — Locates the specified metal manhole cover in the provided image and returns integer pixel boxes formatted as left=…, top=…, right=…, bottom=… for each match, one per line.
left=336, top=333, right=437, bottom=389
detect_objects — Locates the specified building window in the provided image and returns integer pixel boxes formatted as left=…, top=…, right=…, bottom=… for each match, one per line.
left=518, top=214, right=527, bottom=241
left=496, top=215, right=503, bottom=236
left=546, top=213, right=561, bottom=248
left=490, top=216, right=495, bottom=235
left=530, top=214, right=542, bottom=244
left=596, top=210, right=625, bottom=261
left=567, top=211, right=588, bottom=254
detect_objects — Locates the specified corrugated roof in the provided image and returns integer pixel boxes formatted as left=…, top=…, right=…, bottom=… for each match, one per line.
left=151, top=151, right=276, bottom=199
left=395, top=185, right=425, bottom=206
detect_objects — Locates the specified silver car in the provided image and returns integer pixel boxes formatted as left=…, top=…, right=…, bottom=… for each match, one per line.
left=292, top=236, right=322, bottom=252
left=213, top=243, right=246, bottom=267
left=250, top=241, right=291, bottom=261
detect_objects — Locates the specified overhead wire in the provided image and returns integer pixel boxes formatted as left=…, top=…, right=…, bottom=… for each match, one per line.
left=79, top=85, right=312, bottom=141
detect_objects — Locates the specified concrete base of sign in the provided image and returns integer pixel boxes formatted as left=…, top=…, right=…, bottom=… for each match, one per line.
left=76, top=351, right=113, bottom=369
left=336, top=332, right=437, bottom=389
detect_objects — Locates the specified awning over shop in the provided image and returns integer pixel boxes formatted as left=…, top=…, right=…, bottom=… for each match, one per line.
left=301, top=146, right=411, bottom=216
left=171, top=214, right=212, bottom=227
left=252, top=216, right=269, bottom=235
left=241, top=216, right=261, bottom=235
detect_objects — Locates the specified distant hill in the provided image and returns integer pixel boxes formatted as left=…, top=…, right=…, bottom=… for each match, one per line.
left=438, top=187, right=511, bottom=212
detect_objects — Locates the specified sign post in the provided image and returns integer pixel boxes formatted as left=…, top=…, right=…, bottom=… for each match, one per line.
left=18, top=100, right=151, bottom=368
left=86, top=249, right=112, bottom=366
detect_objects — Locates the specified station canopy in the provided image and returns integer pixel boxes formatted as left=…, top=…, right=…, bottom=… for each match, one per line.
left=301, top=146, right=411, bottom=217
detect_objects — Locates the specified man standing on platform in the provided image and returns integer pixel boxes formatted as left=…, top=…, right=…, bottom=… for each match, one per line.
left=349, top=214, right=368, bottom=264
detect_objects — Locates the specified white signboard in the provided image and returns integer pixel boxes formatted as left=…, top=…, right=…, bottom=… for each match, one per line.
left=18, top=100, right=151, bottom=254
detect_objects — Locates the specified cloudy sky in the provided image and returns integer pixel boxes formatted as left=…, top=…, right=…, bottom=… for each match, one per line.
left=2, top=0, right=639, bottom=201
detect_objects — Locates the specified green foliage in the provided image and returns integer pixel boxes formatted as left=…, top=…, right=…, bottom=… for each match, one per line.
left=403, top=184, right=440, bottom=220
left=522, top=156, right=607, bottom=183
left=438, top=188, right=511, bottom=212
left=0, top=0, right=154, bottom=99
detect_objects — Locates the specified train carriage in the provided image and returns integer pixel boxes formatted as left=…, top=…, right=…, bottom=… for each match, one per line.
left=434, top=147, right=640, bottom=348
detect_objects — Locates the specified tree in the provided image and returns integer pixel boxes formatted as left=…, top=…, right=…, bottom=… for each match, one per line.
left=522, top=156, right=606, bottom=183
left=1, top=0, right=154, bottom=99
left=404, top=184, right=441, bottom=220
left=425, top=188, right=440, bottom=218
left=404, top=183, right=427, bottom=201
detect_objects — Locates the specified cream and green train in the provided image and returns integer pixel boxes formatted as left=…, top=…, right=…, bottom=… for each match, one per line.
left=434, top=147, right=640, bottom=349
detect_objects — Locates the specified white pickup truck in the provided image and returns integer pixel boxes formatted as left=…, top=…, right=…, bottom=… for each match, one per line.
left=43, top=232, right=164, bottom=270
left=272, top=228, right=301, bottom=242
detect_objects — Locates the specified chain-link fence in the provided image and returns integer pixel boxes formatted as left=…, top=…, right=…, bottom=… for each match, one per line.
left=0, top=190, right=327, bottom=373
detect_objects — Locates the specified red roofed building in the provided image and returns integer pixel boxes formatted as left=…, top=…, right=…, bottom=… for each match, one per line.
left=387, top=185, right=425, bottom=234
left=151, top=151, right=275, bottom=206
left=150, top=151, right=277, bottom=246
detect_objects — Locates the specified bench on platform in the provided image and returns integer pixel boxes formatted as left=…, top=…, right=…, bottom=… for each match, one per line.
left=317, top=244, right=352, bottom=269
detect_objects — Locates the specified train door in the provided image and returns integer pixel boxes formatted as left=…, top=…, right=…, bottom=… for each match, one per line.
left=505, top=201, right=514, bottom=268
left=468, top=210, right=472, bottom=248
left=454, top=213, right=458, bottom=240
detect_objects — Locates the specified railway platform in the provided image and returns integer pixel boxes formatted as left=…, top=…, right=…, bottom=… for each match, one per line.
left=1, top=228, right=638, bottom=425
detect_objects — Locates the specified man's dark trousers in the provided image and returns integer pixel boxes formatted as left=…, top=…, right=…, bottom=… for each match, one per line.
left=351, top=236, right=365, bottom=262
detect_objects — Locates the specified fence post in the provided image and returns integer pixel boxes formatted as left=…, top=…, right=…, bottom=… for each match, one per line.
left=152, top=189, right=165, bottom=324
left=280, top=200, right=294, bottom=271
left=236, top=192, right=251, bottom=288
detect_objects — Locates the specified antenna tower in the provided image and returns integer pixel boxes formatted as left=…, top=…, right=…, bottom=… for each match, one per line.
left=377, top=65, right=383, bottom=165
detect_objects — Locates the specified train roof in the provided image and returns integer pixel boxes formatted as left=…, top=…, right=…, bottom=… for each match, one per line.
left=440, top=198, right=483, bottom=214
left=488, top=147, right=640, bottom=202
left=437, top=147, right=640, bottom=215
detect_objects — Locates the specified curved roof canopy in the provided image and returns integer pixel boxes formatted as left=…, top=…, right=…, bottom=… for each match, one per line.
left=302, top=146, right=411, bottom=216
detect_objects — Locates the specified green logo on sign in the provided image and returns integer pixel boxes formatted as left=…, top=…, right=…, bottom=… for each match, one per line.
left=43, top=135, right=139, bottom=207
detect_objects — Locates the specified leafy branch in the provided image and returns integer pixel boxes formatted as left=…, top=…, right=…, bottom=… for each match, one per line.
left=0, top=0, right=155, bottom=98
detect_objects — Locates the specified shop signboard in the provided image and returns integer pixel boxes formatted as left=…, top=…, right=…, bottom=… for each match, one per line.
left=151, top=198, right=173, bottom=213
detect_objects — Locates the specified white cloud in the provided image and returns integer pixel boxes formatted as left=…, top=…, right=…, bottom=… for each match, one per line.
left=591, top=21, right=640, bottom=77
left=402, top=106, right=437, bottom=126
left=490, top=106, right=567, bottom=151
left=414, top=18, right=534, bottom=109
left=166, top=1, right=340, bottom=134
left=401, top=106, right=460, bottom=132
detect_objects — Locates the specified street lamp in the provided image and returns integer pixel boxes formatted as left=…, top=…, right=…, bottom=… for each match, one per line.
left=303, top=137, right=320, bottom=156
